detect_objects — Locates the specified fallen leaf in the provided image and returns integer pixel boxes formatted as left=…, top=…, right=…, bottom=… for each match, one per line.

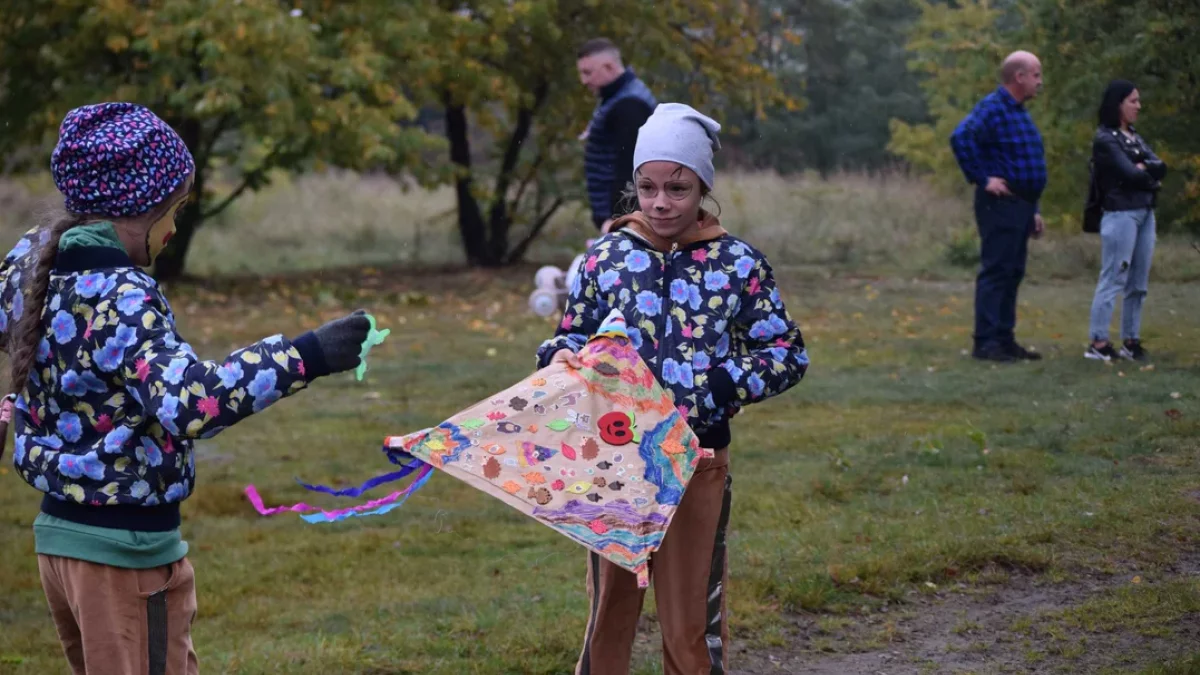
left=1171, top=392, right=1181, bottom=399
left=1166, top=409, right=1183, bottom=421
left=1132, top=576, right=1142, bottom=584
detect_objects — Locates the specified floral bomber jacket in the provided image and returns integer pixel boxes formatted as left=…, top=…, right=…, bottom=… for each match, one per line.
left=0, top=229, right=325, bottom=531
left=536, top=215, right=808, bottom=450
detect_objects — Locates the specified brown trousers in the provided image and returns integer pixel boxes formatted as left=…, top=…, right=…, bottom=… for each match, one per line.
left=38, top=555, right=199, bottom=675
left=576, top=448, right=732, bottom=675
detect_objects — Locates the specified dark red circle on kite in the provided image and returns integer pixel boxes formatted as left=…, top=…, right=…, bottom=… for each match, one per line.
left=598, top=412, right=633, bottom=446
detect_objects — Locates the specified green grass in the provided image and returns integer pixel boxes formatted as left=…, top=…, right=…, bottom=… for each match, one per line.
left=0, top=264, right=1196, bottom=673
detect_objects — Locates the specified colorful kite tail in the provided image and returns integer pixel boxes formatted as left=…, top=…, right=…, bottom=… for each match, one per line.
left=244, top=463, right=434, bottom=523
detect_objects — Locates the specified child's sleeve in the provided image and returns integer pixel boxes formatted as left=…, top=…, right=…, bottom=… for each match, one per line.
left=0, top=230, right=41, bottom=350
left=120, top=281, right=318, bottom=440
left=535, top=252, right=604, bottom=369
left=708, top=255, right=808, bottom=411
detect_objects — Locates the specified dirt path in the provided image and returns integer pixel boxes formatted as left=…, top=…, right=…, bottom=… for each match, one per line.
left=726, top=562, right=1200, bottom=674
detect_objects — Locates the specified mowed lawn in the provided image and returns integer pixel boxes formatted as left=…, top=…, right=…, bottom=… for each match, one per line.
left=1, top=265, right=1198, bottom=674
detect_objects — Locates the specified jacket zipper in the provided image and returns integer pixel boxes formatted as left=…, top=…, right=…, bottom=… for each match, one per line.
left=655, top=242, right=679, bottom=374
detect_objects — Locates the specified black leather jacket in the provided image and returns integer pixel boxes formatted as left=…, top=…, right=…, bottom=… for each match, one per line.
left=1091, top=126, right=1167, bottom=212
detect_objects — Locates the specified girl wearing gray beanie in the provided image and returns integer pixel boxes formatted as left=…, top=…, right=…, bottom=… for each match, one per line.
left=536, top=102, right=810, bottom=674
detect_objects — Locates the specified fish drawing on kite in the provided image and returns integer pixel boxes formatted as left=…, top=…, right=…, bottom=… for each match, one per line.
left=245, top=309, right=706, bottom=587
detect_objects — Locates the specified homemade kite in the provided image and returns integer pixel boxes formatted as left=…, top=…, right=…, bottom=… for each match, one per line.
left=245, top=309, right=706, bottom=586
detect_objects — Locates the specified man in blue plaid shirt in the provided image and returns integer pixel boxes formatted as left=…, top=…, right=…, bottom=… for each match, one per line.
left=951, top=50, right=1047, bottom=363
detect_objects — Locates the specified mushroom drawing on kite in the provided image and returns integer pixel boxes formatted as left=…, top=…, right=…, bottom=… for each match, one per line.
left=244, top=309, right=707, bottom=587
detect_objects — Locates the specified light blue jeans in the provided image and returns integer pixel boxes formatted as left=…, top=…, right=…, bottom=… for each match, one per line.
left=1089, top=208, right=1156, bottom=342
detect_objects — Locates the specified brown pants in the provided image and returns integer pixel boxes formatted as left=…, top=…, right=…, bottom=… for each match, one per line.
left=38, top=555, right=199, bottom=675
left=576, top=448, right=732, bottom=675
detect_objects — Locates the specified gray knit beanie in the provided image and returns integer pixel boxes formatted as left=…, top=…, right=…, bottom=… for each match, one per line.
left=633, top=103, right=722, bottom=189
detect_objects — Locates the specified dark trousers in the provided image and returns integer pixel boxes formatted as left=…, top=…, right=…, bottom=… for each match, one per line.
left=974, top=189, right=1035, bottom=349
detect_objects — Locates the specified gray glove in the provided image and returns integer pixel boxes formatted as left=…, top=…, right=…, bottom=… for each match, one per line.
left=311, top=310, right=373, bottom=375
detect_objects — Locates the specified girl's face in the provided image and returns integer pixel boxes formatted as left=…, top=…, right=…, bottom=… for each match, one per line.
left=1120, top=89, right=1141, bottom=126
left=145, top=195, right=186, bottom=264
left=635, top=162, right=704, bottom=242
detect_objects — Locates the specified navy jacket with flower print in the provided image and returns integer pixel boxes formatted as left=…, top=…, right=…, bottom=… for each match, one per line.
left=535, top=214, right=808, bottom=449
left=0, top=229, right=330, bottom=532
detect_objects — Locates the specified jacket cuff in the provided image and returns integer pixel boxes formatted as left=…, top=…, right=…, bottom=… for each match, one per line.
left=537, top=344, right=570, bottom=370
left=708, top=366, right=737, bottom=409
left=292, top=332, right=330, bottom=381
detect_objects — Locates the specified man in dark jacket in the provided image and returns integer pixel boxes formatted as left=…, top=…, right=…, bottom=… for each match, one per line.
left=950, top=50, right=1047, bottom=363
left=577, top=38, right=657, bottom=232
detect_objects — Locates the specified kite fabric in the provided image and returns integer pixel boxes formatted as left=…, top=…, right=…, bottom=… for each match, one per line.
left=246, top=309, right=706, bottom=587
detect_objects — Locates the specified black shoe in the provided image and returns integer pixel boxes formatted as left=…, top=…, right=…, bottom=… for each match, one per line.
left=973, top=345, right=1017, bottom=363
left=1085, top=342, right=1119, bottom=362
left=1120, top=339, right=1148, bottom=361
left=1007, top=342, right=1042, bottom=361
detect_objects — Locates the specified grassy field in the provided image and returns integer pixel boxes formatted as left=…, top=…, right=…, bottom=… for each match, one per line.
left=1, top=173, right=1199, bottom=673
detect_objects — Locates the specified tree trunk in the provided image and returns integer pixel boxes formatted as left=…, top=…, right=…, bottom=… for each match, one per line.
left=444, top=98, right=495, bottom=266
left=154, top=119, right=204, bottom=280
left=485, top=82, right=547, bottom=265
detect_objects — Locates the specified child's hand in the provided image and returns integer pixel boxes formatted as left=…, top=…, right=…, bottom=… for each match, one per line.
left=550, top=349, right=584, bottom=370
left=313, top=310, right=373, bottom=374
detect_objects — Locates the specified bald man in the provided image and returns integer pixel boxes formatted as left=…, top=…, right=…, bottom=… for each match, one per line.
left=951, top=50, right=1048, bottom=363
left=577, top=38, right=657, bottom=232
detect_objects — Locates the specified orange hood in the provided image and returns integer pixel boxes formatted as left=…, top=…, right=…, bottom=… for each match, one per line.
left=609, top=210, right=727, bottom=252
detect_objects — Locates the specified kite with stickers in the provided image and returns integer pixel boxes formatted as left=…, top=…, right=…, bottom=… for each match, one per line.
left=246, top=310, right=707, bottom=586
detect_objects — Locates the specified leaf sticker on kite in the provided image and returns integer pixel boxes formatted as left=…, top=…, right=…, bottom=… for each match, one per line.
left=561, top=443, right=578, bottom=461
left=593, top=362, right=620, bottom=377
left=483, top=457, right=502, bottom=479
left=567, top=481, right=593, bottom=494
left=547, top=419, right=572, bottom=432
left=461, top=418, right=486, bottom=430
left=582, top=438, right=600, bottom=460
left=523, top=471, right=547, bottom=485
left=502, top=481, right=522, bottom=494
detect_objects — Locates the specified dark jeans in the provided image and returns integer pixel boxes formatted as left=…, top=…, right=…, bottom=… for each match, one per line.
left=974, top=189, right=1035, bottom=350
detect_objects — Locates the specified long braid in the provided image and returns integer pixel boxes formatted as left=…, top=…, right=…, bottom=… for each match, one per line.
left=0, top=212, right=86, bottom=459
